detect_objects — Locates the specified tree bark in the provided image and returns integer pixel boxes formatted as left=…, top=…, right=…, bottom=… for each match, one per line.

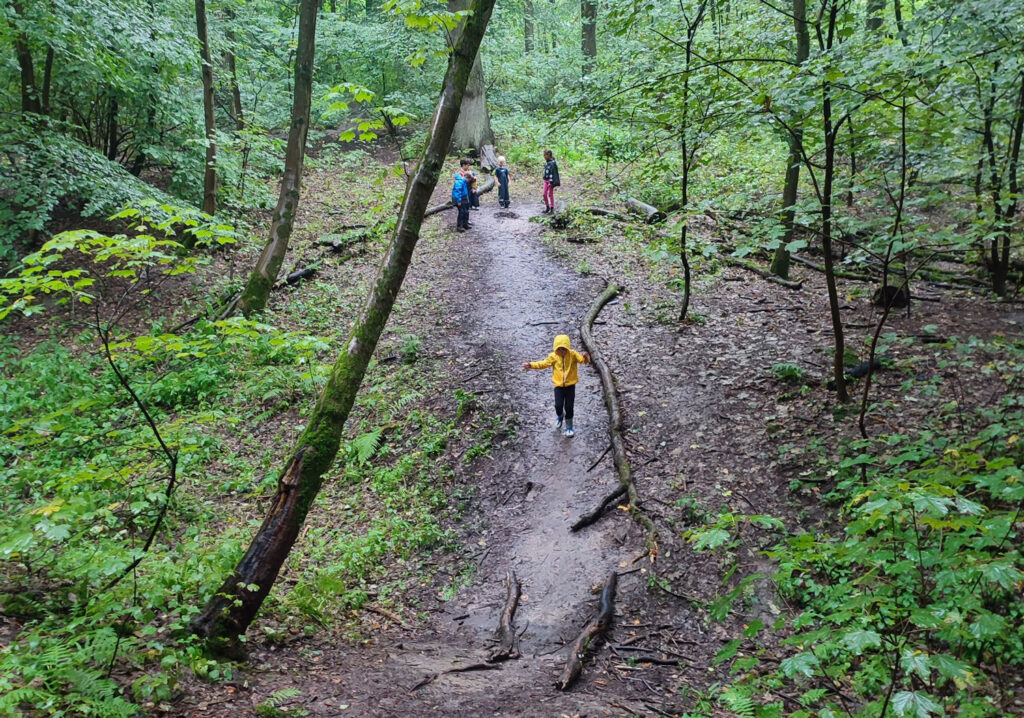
left=237, top=0, right=319, bottom=316
left=524, top=0, right=534, bottom=53
left=41, top=45, right=53, bottom=115
left=224, top=9, right=245, bottom=132
left=449, top=0, right=494, bottom=151
left=770, top=0, right=809, bottom=279
left=581, top=0, right=597, bottom=75
left=191, top=0, right=497, bottom=645
left=196, top=0, right=218, bottom=215
left=865, top=0, right=884, bottom=32
left=11, top=0, right=40, bottom=114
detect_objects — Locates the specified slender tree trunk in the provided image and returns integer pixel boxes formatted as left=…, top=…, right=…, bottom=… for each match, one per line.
left=12, top=0, right=40, bottom=114
left=524, top=0, right=534, bottom=53
left=41, top=46, right=53, bottom=115
left=820, top=3, right=849, bottom=402
left=196, top=0, right=218, bottom=215
left=191, top=0, right=497, bottom=645
left=224, top=9, right=245, bottom=132
left=993, top=71, right=1024, bottom=297
left=238, top=0, right=319, bottom=316
left=677, top=2, right=706, bottom=321
left=581, top=0, right=597, bottom=75
left=448, top=0, right=494, bottom=151
left=106, top=98, right=119, bottom=161
left=893, top=0, right=907, bottom=46
left=770, top=0, right=809, bottom=279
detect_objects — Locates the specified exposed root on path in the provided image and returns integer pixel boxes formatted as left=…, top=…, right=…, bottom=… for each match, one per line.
left=409, top=662, right=502, bottom=692
left=722, top=256, right=804, bottom=290
left=558, top=571, right=618, bottom=691
left=488, top=570, right=522, bottom=662
left=575, top=284, right=658, bottom=557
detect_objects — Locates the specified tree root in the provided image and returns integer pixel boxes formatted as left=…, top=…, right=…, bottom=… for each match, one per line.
left=488, top=570, right=522, bottom=662
left=722, top=256, right=804, bottom=290
left=410, top=662, right=501, bottom=692
left=575, top=284, right=658, bottom=557
left=571, top=485, right=626, bottom=531
left=558, top=571, right=618, bottom=691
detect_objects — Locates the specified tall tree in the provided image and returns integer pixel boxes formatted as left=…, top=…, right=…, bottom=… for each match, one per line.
left=524, top=0, right=535, bottom=53
left=581, top=0, right=597, bottom=74
left=448, top=0, right=494, bottom=151
left=195, top=0, right=218, bottom=215
left=237, top=0, right=319, bottom=316
left=770, top=0, right=810, bottom=280
left=190, top=0, right=497, bottom=645
left=10, top=0, right=41, bottom=114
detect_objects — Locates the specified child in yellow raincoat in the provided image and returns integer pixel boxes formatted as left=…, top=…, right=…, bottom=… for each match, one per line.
left=522, top=334, right=591, bottom=437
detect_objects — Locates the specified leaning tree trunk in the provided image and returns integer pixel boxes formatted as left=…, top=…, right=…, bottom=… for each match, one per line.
left=770, top=0, right=809, bottom=280
left=190, top=0, right=497, bottom=645
left=237, top=0, right=318, bottom=316
left=448, top=0, right=494, bottom=152
left=196, top=0, right=218, bottom=216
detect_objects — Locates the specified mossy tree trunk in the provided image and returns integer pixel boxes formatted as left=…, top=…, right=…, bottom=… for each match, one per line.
left=196, top=0, right=218, bottom=215
left=190, top=0, right=497, bottom=644
left=770, top=0, right=809, bottom=280
left=581, top=1, right=596, bottom=75
left=238, top=0, right=318, bottom=316
left=448, top=0, right=494, bottom=152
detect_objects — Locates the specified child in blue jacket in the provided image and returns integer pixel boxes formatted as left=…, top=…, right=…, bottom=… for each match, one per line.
left=452, top=160, right=472, bottom=231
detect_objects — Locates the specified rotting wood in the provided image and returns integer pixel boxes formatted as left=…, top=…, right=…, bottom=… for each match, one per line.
left=625, top=197, right=667, bottom=225
left=487, top=570, right=521, bottom=662
left=479, top=144, right=500, bottom=171
left=722, top=256, right=804, bottom=290
left=558, top=571, right=618, bottom=691
left=574, top=284, right=658, bottom=554
left=424, top=175, right=495, bottom=216
left=283, top=265, right=319, bottom=285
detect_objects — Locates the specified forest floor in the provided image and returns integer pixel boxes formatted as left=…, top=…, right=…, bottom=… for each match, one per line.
left=144, top=159, right=1022, bottom=716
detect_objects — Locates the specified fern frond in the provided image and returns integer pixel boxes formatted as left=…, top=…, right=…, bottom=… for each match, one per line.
left=349, top=429, right=382, bottom=465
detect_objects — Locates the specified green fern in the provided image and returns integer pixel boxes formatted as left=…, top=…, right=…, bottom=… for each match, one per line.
left=349, top=429, right=383, bottom=465
left=720, top=685, right=756, bottom=718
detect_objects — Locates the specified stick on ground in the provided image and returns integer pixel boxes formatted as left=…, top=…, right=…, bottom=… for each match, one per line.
left=558, top=571, right=618, bottom=691
left=488, top=570, right=522, bottom=662
left=575, top=284, right=658, bottom=556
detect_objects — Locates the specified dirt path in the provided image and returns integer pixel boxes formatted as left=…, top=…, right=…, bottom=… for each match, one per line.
left=357, top=200, right=645, bottom=714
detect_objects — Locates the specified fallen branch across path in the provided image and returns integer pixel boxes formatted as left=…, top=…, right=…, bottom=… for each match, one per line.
left=410, top=662, right=501, bottom=692
left=488, top=570, right=522, bottom=662
left=558, top=571, right=618, bottom=691
left=424, top=176, right=496, bottom=216
left=574, top=284, right=658, bottom=555
left=722, top=256, right=803, bottom=290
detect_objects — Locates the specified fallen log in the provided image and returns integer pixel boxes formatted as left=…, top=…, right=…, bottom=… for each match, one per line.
left=722, top=256, right=803, bottom=290
left=424, top=175, right=496, bottom=216
left=488, top=570, right=522, bottom=662
left=575, top=284, right=658, bottom=555
left=558, top=571, right=618, bottom=691
left=790, top=253, right=871, bottom=282
left=625, top=197, right=667, bottom=225
left=587, top=207, right=633, bottom=223
left=284, top=265, right=319, bottom=285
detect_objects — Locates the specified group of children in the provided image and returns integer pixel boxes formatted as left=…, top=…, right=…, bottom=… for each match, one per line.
left=449, top=149, right=561, bottom=231
left=452, top=150, right=586, bottom=437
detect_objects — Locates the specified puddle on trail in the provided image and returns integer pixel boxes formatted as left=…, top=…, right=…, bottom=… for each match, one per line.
left=437, top=202, right=633, bottom=653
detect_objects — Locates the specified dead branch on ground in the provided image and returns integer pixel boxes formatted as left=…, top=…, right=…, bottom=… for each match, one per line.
left=722, top=256, right=803, bottom=290
left=558, top=571, right=618, bottom=691
left=574, top=284, right=658, bottom=555
left=488, top=570, right=522, bottom=662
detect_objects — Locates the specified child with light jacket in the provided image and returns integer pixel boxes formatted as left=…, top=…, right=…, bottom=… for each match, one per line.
left=522, top=334, right=591, bottom=437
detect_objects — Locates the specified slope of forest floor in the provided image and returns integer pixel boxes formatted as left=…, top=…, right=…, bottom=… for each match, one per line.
left=167, top=154, right=1024, bottom=716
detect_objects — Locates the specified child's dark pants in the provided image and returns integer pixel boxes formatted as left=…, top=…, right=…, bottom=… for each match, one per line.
left=498, top=181, right=509, bottom=207
left=457, top=199, right=470, bottom=228
left=554, top=385, right=576, bottom=420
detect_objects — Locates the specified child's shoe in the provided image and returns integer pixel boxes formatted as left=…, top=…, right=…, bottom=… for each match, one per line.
left=555, top=416, right=563, bottom=430
left=564, top=420, right=575, bottom=437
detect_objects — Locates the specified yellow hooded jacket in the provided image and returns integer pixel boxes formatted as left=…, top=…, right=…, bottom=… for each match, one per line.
left=530, top=334, right=589, bottom=387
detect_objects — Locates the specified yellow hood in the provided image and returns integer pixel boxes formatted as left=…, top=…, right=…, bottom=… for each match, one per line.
left=553, top=334, right=571, bottom=352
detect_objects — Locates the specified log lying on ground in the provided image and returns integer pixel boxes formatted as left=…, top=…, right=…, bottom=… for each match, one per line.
left=488, top=570, right=522, bottom=662
left=558, top=571, right=618, bottom=691
left=790, top=253, right=871, bottom=282
left=424, top=175, right=496, bottom=216
left=625, top=197, right=667, bottom=225
left=722, top=256, right=803, bottom=290
left=284, top=265, right=318, bottom=285
left=586, top=207, right=633, bottom=222
left=574, top=285, right=658, bottom=555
